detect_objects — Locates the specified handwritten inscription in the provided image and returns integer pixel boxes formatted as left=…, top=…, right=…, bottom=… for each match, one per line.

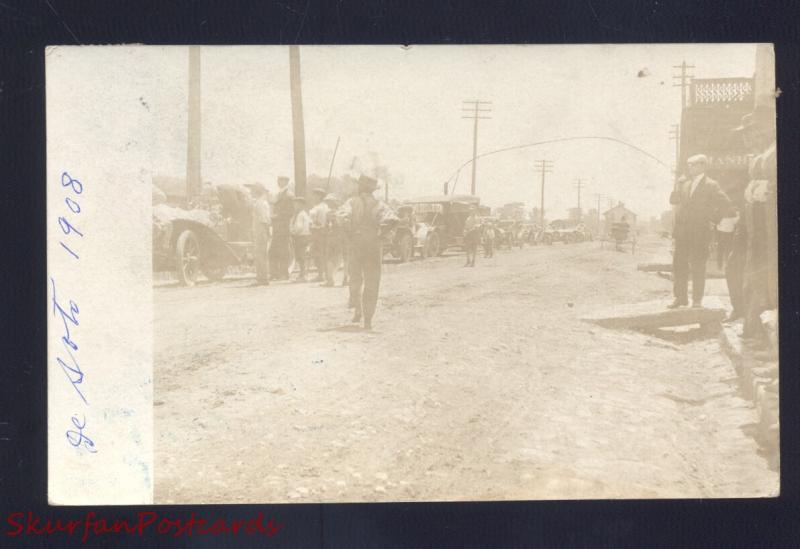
left=65, top=414, right=96, bottom=453
left=58, top=172, right=83, bottom=260
left=52, top=171, right=95, bottom=453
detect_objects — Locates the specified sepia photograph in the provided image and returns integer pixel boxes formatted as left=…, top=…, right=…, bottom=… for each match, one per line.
left=47, top=43, right=779, bottom=504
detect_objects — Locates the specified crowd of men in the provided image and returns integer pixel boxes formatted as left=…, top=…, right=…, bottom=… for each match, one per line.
left=246, top=174, right=397, bottom=330
left=668, top=105, right=777, bottom=348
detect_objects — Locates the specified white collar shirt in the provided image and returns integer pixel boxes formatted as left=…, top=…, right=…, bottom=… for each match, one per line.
left=689, top=173, right=704, bottom=196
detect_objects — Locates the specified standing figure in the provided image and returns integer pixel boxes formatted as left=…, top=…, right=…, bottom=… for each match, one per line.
left=248, top=183, right=271, bottom=285
left=321, top=194, right=343, bottom=287
left=737, top=106, right=777, bottom=337
left=483, top=222, right=495, bottom=258
left=336, top=175, right=398, bottom=330
left=308, top=188, right=330, bottom=282
left=269, top=176, right=294, bottom=280
left=462, top=204, right=480, bottom=267
left=289, top=196, right=312, bottom=282
left=668, top=154, right=733, bottom=308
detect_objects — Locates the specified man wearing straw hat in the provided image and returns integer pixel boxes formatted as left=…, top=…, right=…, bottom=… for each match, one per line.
left=336, top=175, right=398, bottom=330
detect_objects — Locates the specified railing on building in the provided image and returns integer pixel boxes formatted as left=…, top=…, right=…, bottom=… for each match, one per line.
left=689, top=77, right=755, bottom=107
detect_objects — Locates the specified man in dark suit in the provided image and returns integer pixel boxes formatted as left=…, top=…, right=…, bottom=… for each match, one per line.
left=669, top=154, right=733, bottom=308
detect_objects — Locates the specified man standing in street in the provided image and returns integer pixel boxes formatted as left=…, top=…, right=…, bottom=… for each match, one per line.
left=308, top=188, right=330, bottom=283
left=269, top=176, right=294, bottom=280
left=248, top=182, right=271, bottom=285
left=321, top=193, right=343, bottom=287
left=337, top=175, right=398, bottom=330
left=463, top=204, right=480, bottom=267
left=289, top=196, right=312, bottom=282
left=669, top=154, right=733, bottom=308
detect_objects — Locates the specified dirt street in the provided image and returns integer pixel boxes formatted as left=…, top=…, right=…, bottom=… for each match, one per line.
left=154, top=237, right=778, bottom=503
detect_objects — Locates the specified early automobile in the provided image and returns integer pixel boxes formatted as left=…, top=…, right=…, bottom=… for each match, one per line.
left=539, top=219, right=591, bottom=244
left=382, top=204, right=427, bottom=262
left=404, top=194, right=482, bottom=257
left=152, top=182, right=254, bottom=285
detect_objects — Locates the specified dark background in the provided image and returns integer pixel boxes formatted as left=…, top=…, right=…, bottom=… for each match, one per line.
left=1, top=1, right=799, bottom=546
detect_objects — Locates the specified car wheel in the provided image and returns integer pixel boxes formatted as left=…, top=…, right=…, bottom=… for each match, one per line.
left=176, top=229, right=200, bottom=286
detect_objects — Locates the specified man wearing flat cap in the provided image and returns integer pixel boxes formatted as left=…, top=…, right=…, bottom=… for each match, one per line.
left=669, top=154, right=733, bottom=308
left=336, top=174, right=398, bottom=330
left=269, top=176, right=294, bottom=280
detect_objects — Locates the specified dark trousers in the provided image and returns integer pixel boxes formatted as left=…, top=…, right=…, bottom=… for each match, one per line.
left=253, top=223, right=271, bottom=283
left=483, top=240, right=494, bottom=257
left=348, top=236, right=382, bottom=322
left=673, top=237, right=709, bottom=304
left=269, top=233, right=291, bottom=279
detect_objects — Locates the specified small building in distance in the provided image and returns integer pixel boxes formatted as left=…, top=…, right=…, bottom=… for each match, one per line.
left=603, top=202, right=637, bottom=234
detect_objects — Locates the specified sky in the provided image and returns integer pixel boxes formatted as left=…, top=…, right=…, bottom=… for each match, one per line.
left=113, top=44, right=758, bottom=219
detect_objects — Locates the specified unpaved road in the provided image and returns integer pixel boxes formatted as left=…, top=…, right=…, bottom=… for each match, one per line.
left=154, top=237, right=778, bottom=503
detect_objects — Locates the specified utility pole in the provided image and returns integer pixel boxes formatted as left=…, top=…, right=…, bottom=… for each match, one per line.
left=669, top=124, right=681, bottom=181
left=573, top=178, right=585, bottom=217
left=534, top=159, right=553, bottom=227
left=289, top=45, right=308, bottom=197
left=462, top=100, right=492, bottom=195
left=186, top=46, right=202, bottom=202
left=593, top=192, right=603, bottom=233
left=672, top=60, right=695, bottom=109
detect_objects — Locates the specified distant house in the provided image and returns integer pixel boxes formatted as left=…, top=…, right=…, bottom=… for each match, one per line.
left=603, top=203, right=637, bottom=234
left=499, top=202, right=526, bottom=221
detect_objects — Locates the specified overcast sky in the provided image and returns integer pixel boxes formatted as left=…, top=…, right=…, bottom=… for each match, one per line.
left=117, top=44, right=758, bottom=219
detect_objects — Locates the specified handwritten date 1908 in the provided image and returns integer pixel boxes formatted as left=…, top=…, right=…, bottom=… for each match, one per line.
left=58, top=171, right=83, bottom=260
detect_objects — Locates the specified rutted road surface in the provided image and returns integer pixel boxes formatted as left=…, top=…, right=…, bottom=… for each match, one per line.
left=154, top=238, right=778, bottom=502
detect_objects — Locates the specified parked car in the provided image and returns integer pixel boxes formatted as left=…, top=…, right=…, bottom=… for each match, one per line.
left=405, top=194, right=482, bottom=257
left=382, top=204, right=427, bottom=262
left=152, top=182, right=254, bottom=285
